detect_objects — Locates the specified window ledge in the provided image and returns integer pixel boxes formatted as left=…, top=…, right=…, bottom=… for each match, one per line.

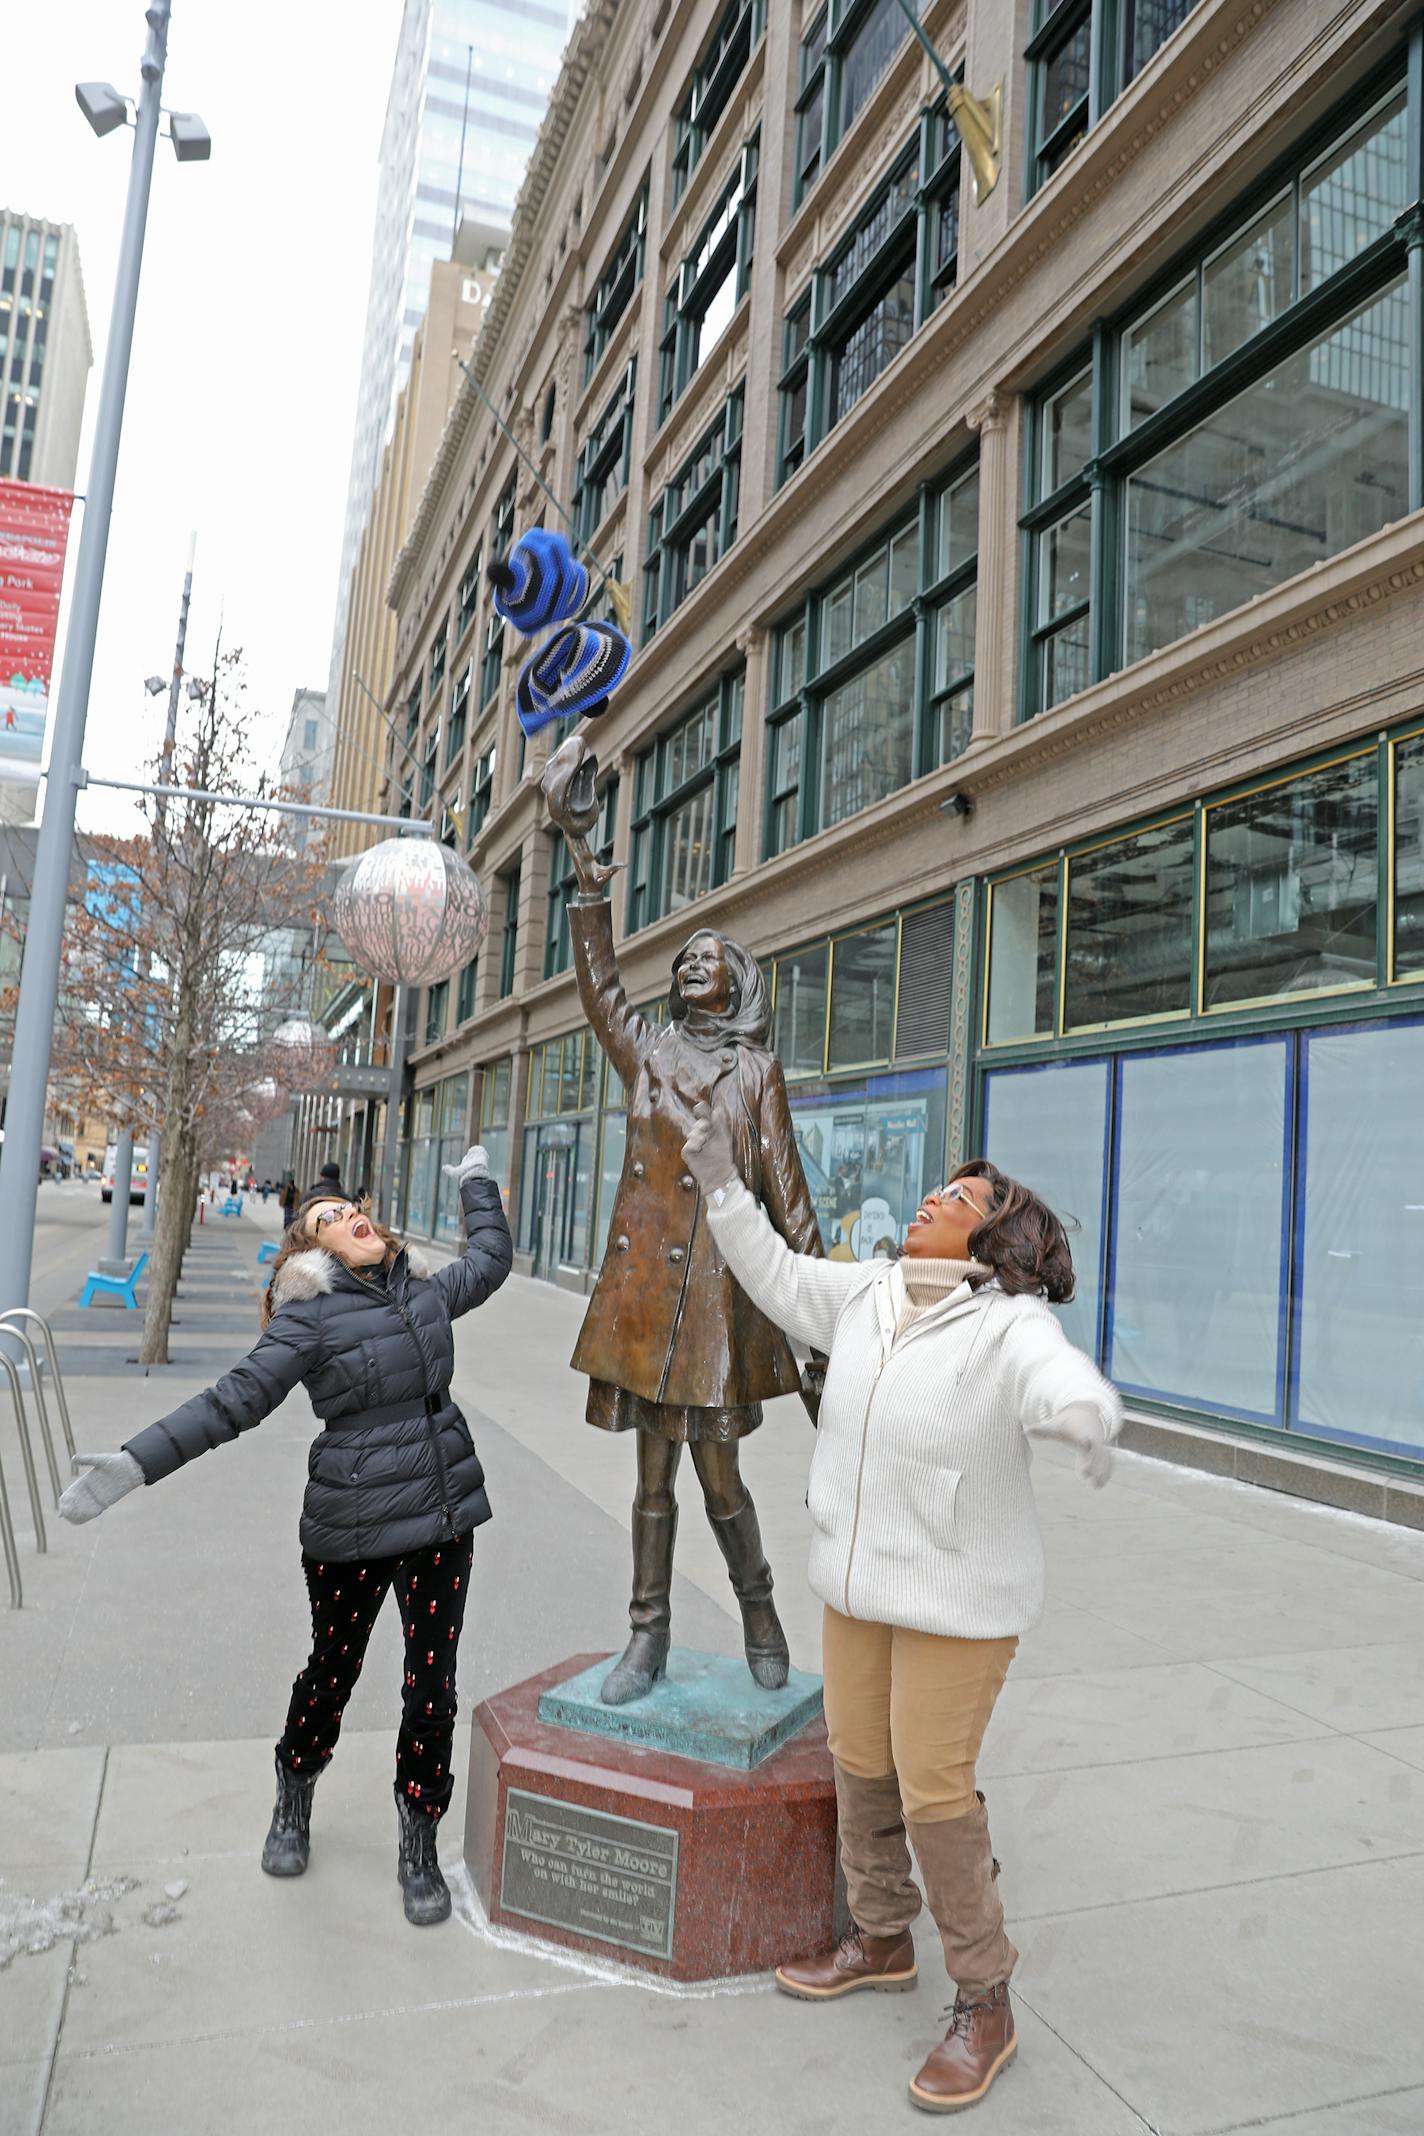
left=969, top=511, right=1424, bottom=804
left=778, top=0, right=962, bottom=288
left=659, top=36, right=767, bottom=269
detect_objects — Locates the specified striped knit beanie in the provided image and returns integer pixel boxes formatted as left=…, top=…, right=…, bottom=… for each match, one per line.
left=516, top=619, right=631, bottom=736
left=487, top=529, right=588, bottom=636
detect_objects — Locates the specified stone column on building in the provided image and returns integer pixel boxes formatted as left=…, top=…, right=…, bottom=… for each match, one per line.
left=943, top=876, right=979, bottom=1170
left=732, top=625, right=768, bottom=877
left=966, top=390, right=1017, bottom=743
left=736, top=0, right=798, bottom=520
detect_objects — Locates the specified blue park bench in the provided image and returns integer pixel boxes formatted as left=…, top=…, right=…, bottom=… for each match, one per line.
left=256, top=1239, right=279, bottom=1266
left=220, top=1196, right=243, bottom=1217
left=78, top=1251, right=149, bottom=1310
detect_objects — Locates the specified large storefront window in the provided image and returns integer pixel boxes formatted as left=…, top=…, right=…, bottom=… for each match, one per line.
left=982, top=1058, right=1108, bottom=1360
left=1021, top=77, right=1416, bottom=718
left=790, top=1068, right=947, bottom=1259
left=403, top=1072, right=470, bottom=1240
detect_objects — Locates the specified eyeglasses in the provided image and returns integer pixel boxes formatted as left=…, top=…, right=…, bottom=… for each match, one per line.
left=311, top=1202, right=358, bottom=1233
left=931, top=1183, right=988, bottom=1219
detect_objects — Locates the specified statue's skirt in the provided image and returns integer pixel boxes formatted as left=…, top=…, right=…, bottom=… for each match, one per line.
left=585, top=1379, right=763, bottom=1444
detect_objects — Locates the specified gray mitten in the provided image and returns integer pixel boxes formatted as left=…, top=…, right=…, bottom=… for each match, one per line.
left=59, top=1451, right=145, bottom=1525
left=441, top=1143, right=490, bottom=1182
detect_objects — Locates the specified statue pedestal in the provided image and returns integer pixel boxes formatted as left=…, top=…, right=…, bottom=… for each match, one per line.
left=464, top=1650, right=842, bottom=1981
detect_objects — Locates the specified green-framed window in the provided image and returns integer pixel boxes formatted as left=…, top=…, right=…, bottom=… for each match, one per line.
left=456, top=955, right=479, bottom=1025
left=671, top=0, right=766, bottom=205
left=526, top=1028, right=605, bottom=1121
left=659, top=137, right=758, bottom=421
left=583, top=181, right=648, bottom=384
left=498, top=861, right=521, bottom=999
left=457, top=546, right=482, bottom=640
left=546, top=777, right=618, bottom=977
left=418, top=727, right=438, bottom=811
left=626, top=674, right=742, bottom=934
left=779, top=109, right=960, bottom=484
left=405, top=684, right=422, bottom=746
left=643, top=390, right=743, bottom=638
left=766, top=898, right=953, bottom=1080
left=982, top=723, right=1424, bottom=1053
left=794, top=0, right=925, bottom=206
left=482, top=476, right=516, bottom=705
left=767, top=454, right=979, bottom=856
left=428, top=615, right=448, bottom=694
left=423, top=979, right=449, bottom=1047
left=573, top=361, right=636, bottom=545
left=468, top=743, right=495, bottom=843
left=1021, top=73, right=1416, bottom=720
left=1026, top=0, right=1202, bottom=197
left=445, top=662, right=470, bottom=767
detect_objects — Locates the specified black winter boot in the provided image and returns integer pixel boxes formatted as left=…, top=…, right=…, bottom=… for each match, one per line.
left=601, top=1506, right=676, bottom=1705
left=261, top=1754, right=318, bottom=1877
left=708, top=1498, right=790, bottom=1690
left=396, top=1795, right=451, bottom=1925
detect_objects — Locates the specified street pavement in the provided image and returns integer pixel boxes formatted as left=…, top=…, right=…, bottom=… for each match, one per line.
left=3, top=1188, right=1424, bottom=2134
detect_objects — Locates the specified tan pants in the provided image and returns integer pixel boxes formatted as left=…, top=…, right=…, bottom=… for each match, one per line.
left=821, top=1605, right=1017, bottom=1822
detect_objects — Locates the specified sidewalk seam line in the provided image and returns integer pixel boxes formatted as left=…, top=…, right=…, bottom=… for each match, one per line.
left=34, top=1741, right=108, bottom=2136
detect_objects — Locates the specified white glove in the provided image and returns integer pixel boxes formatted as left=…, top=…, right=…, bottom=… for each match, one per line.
left=59, top=1450, right=145, bottom=1525
left=682, top=1101, right=738, bottom=1193
left=1037, top=1400, right=1115, bottom=1489
left=442, top=1144, right=490, bottom=1182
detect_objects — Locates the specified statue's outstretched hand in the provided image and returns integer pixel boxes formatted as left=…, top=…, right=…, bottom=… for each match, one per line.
left=59, top=1450, right=144, bottom=1525
left=682, top=1101, right=737, bottom=1194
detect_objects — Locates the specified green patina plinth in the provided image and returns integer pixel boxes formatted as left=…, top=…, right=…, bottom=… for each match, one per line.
left=536, top=1648, right=824, bottom=1771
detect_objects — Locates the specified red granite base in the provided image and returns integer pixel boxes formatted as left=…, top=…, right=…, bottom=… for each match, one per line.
left=464, top=1653, right=842, bottom=1981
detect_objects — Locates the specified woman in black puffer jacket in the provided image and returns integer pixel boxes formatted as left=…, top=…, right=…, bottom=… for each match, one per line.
left=58, top=1147, right=513, bottom=1927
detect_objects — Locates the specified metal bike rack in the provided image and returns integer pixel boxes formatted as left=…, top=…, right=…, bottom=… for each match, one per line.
left=0, top=1347, right=45, bottom=1558
left=0, top=1308, right=74, bottom=1502
left=0, top=1434, right=20, bottom=1607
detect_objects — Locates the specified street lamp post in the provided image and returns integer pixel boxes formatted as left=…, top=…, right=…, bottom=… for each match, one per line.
left=0, top=1, right=208, bottom=1324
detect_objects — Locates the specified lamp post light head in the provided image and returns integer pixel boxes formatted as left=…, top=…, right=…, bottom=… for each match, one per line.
left=75, top=82, right=129, bottom=138
left=144, top=675, right=166, bottom=696
left=167, top=112, right=212, bottom=162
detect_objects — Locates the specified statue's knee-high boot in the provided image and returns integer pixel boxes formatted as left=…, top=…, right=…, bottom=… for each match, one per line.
left=600, top=1505, right=677, bottom=1705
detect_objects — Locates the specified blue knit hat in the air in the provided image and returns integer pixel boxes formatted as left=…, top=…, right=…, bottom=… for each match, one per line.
left=487, top=529, right=588, bottom=636
left=516, top=619, right=631, bottom=736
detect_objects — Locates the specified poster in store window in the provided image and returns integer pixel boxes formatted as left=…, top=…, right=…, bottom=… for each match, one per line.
left=0, top=480, right=75, bottom=785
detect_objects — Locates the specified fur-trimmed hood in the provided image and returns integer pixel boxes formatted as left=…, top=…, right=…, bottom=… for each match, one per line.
left=269, top=1241, right=433, bottom=1310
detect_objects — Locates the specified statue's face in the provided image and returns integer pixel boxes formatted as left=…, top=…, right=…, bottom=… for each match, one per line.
left=675, top=932, right=733, bottom=1016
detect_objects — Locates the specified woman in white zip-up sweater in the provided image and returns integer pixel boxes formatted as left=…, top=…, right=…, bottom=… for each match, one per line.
left=682, top=1104, right=1120, bottom=2118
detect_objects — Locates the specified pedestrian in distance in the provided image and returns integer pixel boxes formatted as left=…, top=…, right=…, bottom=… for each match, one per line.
left=278, top=1176, right=299, bottom=1223
left=58, top=1148, right=513, bottom=1927
left=260, top=1178, right=272, bottom=1203
left=682, top=1105, right=1121, bottom=2116
left=306, top=1158, right=348, bottom=1202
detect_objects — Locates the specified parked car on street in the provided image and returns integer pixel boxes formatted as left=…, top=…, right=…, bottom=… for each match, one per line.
left=100, top=1143, right=150, bottom=1205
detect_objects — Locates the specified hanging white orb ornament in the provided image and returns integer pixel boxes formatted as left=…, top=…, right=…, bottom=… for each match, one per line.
left=244, top=1076, right=287, bottom=1124
left=266, top=1017, right=335, bottom=1091
left=331, top=837, right=489, bottom=987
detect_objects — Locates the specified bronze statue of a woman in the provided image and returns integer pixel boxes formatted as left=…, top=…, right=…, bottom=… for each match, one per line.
left=544, top=737, right=824, bottom=1706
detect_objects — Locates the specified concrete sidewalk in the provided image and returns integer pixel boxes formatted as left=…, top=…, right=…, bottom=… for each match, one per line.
left=4, top=1223, right=1424, bottom=2134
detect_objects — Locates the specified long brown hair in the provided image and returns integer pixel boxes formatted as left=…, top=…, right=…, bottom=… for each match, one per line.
left=259, top=1202, right=404, bottom=1327
left=948, top=1159, right=1076, bottom=1304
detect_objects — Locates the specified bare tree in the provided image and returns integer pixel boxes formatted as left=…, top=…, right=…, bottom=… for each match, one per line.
left=46, top=647, right=328, bottom=1362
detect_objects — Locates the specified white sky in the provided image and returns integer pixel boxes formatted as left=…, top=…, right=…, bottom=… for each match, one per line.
left=7, top=0, right=399, bottom=836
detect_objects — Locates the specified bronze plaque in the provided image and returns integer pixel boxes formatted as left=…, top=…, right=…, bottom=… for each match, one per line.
left=500, top=1788, right=679, bottom=1960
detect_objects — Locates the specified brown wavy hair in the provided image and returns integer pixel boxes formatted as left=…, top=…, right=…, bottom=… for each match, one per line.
left=259, top=1200, right=404, bottom=1327
left=948, top=1159, right=1076, bottom=1304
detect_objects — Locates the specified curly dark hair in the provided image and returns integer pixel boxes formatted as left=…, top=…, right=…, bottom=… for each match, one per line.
left=949, top=1159, right=1076, bottom=1304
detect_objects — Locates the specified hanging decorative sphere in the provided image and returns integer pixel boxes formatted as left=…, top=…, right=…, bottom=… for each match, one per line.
left=244, top=1075, right=287, bottom=1123
left=266, top=1017, right=335, bottom=1091
left=331, top=837, right=489, bottom=987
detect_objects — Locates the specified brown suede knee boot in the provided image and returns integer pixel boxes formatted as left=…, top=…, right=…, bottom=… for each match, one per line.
left=776, top=1765, right=920, bottom=1999
left=906, top=1794, right=1017, bottom=2111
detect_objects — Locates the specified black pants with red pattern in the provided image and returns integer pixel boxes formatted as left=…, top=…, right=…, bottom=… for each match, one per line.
left=275, top=1530, right=474, bottom=1820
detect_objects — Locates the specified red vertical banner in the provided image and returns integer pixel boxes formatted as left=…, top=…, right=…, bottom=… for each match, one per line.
left=0, top=479, right=77, bottom=784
